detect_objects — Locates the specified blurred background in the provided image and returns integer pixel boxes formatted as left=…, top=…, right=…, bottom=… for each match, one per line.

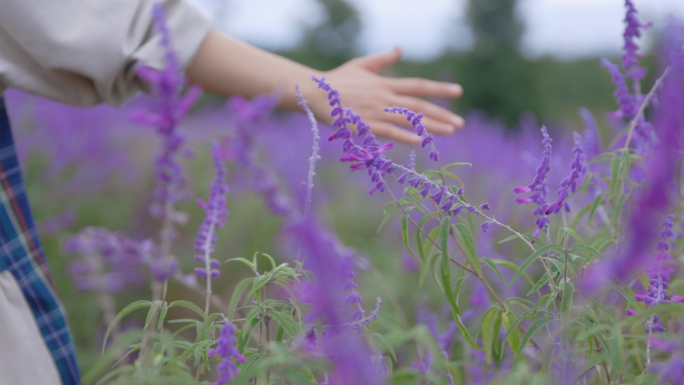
left=6, top=0, right=684, bottom=379
left=188, top=0, right=684, bottom=126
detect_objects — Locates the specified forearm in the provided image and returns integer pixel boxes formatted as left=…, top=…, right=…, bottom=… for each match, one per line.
left=186, top=29, right=321, bottom=111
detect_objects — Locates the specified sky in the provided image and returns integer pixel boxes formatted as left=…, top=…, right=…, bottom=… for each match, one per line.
left=187, top=0, right=684, bottom=61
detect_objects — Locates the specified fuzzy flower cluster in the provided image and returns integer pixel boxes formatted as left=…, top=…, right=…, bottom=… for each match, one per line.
left=314, top=78, right=480, bottom=217
left=208, top=321, right=245, bottom=385
left=622, top=0, right=651, bottom=81
left=222, top=94, right=299, bottom=219
left=547, top=132, right=585, bottom=214
left=626, top=215, right=683, bottom=332
left=384, top=106, right=438, bottom=161
left=64, top=228, right=152, bottom=293
left=648, top=337, right=684, bottom=384
left=602, top=0, right=653, bottom=146
left=289, top=219, right=383, bottom=385
left=129, top=3, right=201, bottom=280
left=194, top=140, right=229, bottom=280
left=314, top=76, right=397, bottom=196
left=513, top=126, right=553, bottom=237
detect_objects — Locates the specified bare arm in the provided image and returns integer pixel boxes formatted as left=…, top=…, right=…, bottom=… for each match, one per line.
left=186, top=29, right=464, bottom=144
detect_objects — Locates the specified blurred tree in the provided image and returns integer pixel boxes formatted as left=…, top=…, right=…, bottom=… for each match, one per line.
left=278, top=0, right=360, bottom=70
left=467, top=0, right=523, bottom=54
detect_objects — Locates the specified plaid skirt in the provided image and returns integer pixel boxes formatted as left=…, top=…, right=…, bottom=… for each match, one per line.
left=0, top=96, right=81, bottom=385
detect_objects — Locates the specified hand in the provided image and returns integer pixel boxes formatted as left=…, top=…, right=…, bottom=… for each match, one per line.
left=304, top=47, right=464, bottom=144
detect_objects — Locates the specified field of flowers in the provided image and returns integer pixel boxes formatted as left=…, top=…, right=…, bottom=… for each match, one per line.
left=5, top=1, right=684, bottom=384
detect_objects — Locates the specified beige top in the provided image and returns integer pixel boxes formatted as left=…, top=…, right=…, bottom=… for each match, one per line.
left=0, top=0, right=213, bottom=106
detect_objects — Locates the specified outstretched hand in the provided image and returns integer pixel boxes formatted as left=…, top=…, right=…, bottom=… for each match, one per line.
left=305, top=47, right=464, bottom=144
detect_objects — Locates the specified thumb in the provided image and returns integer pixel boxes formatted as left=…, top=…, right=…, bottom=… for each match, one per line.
left=353, top=46, right=402, bottom=73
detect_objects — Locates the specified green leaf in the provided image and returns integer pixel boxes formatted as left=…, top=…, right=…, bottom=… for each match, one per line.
left=228, top=277, right=255, bottom=317
left=400, top=215, right=413, bottom=257
left=608, top=154, right=622, bottom=200
left=269, top=310, right=301, bottom=338
left=570, top=243, right=602, bottom=262
left=481, top=257, right=506, bottom=286
left=501, top=311, right=522, bottom=359
left=586, top=193, right=606, bottom=229
left=514, top=316, right=555, bottom=362
left=481, top=306, right=500, bottom=365
left=225, top=257, right=256, bottom=270
left=102, top=300, right=152, bottom=354
left=452, top=223, right=482, bottom=277
left=378, top=203, right=407, bottom=233
left=169, top=300, right=207, bottom=318
left=144, top=300, right=163, bottom=331
left=508, top=243, right=564, bottom=289
left=195, top=313, right=224, bottom=343
left=157, top=302, right=169, bottom=330
left=561, top=281, right=574, bottom=325
left=442, top=162, right=473, bottom=170
left=373, top=333, right=397, bottom=362
left=439, top=216, right=481, bottom=351
left=247, top=274, right=272, bottom=300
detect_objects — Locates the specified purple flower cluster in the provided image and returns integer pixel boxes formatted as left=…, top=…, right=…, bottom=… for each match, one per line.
left=314, top=78, right=474, bottom=216
left=289, top=219, right=383, bottom=385
left=194, top=140, right=229, bottom=280
left=131, top=4, right=200, bottom=220
left=626, top=216, right=683, bottom=332
left=314, top=76, right=397, bottom=196
left=602, top=0, right=653, bottom=146
left=622, top=0, right=651, bottom=81
left=222, top=95, right=300, bottom=219
left=208, top=321, right=245, bottom=385
left=64, top=228, right=150, bottom=293
left=649, top=337, right=684, bottom=384
left=547, top=132, right=585, bottom=214
left=384, top=106, right=438, bottom=161
left=513, top=126, right=553, bottom=237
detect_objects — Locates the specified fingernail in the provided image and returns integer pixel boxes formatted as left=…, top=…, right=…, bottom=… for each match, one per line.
left=451, top=115, right=465, bottom=127
left=449, top=84, right=462, bottom=95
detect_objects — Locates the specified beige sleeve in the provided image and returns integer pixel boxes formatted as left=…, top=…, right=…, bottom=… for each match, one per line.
left=0, top=0, right=213, bottom=106
left=0, top=271, right=62, bottom=384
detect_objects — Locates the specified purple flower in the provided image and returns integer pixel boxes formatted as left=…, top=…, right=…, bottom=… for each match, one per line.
left=602, top=58, right=637, bottom=120
left=547, top=132, right=585, bottom=214
left=625, top=215, right=677, bottom=333
left=385, top=106, right=440, bottom=161
left=513, top=126, right=553, bottom=237
left=208, top=321, right=245, bottom=385
left=64, top=228, right=152, bottom=293
left=194, top=140, right=229, bottom=280
left=315, top=77, right=397, bottom=196
left=622, top=0, right=651, bottom=81
left=289, top=218, right=383, bottom=385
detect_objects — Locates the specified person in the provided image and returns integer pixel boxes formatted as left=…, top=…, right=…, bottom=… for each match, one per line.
left=0, top=0, right=464, bottom=383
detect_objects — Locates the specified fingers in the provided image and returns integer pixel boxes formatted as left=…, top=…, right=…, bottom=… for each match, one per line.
left=393, top=96, right=465, bottom=132
left=352, top=46, right=402, bottom=73
left=387, top=77, right=463, bottom=99
left=369, top=122, right=421, bottom=145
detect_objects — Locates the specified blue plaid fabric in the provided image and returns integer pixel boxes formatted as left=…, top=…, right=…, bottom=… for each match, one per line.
left=0, top=96, right=81, bottom=385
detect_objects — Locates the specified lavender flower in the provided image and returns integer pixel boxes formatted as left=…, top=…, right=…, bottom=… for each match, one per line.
left=64, top=228, right=151, bottom=293
left=208, top=321, right=245, bottom=385
left=513, top=126, right=553, bottom=237
left=314, top=77, right=473, bottom=216
left=296, top=86, right=321, bottom=218
left=626, top=216, right=681, bottom=333
left=289, top=219, right=383, bottom=385
left=130, top=3, right=201, bottom=280
left=602, top=58, right=637, bottom=121
left=314, top=77, right=397, bottom=196
left=622, top=0, right=651, bottom=81
left=194, top=140, right=229, bottom=281
left=547, top=132, right=585, bottom=214
left=384, top=106, right=439, bottom=161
